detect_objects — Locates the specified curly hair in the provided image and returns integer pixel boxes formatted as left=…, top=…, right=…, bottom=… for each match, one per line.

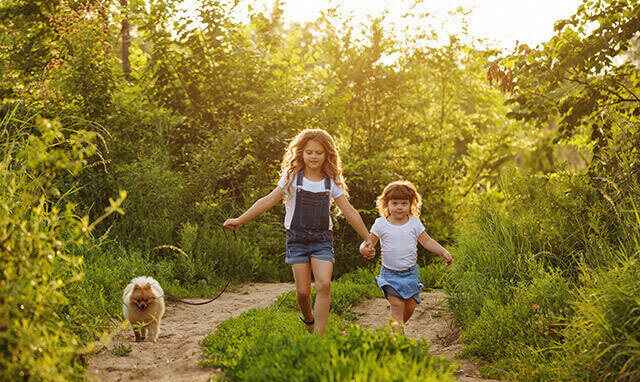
left=376, top=180, right=422, bottom=218
left=280, top=128, right=348, bottom=200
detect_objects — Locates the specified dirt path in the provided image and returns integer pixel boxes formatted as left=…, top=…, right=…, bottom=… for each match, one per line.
left=87, top=283, right=294, bottom=382
left=354, top=290, right=500, bottom=382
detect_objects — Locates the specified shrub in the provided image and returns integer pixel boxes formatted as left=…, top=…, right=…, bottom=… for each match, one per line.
left=462, top=269, right=571, bottom=361
left=559, top=257, right=640, bottom=382
left=0, top=113, right=125, bottom=380
left=447, top=169, right=640, bottom=380
left=110, top=155, right=185, bottom=247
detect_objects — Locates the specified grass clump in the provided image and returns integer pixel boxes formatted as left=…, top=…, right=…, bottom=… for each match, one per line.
left=201, top=309, right=454, bottom=382
left=558, top=257, right=640, bottom=382
left=110, top=343, right=132, bottom=357
left=202, top=269, right=454, bottom=381
left=446, top=170, right=640, bottom=380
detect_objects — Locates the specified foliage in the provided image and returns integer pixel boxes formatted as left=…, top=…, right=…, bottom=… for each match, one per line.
left=494, top=0, right=640, bottom=174
left=559, top=257, right=640, bottom=382
left=447, top=168, right=640, bottom=380
left=0, top=110, right=125, bottom=381
left=202, top=270, right=454, bottom=381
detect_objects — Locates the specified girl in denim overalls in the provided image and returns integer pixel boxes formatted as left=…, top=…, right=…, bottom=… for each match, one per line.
left=224, top=129, right=370, bottom=334
left=359, top=180, right=453, bottom=333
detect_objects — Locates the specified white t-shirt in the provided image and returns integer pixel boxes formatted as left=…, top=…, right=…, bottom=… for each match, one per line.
left=277, top=174, right=344, bottom=230
left=370, top=216, right=426, bottom=271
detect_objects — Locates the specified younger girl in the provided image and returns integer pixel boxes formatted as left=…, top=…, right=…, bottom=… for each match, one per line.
left=224, top=128, right=370, bottom=335
left=360, top=180, right=453, bottom=331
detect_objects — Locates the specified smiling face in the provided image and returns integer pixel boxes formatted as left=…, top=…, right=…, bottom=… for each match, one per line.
left=376, top=181, right=422, bottom=220
left=387, top=198, right=411, bottom=221
left=302, top=139, right=326, bottom=171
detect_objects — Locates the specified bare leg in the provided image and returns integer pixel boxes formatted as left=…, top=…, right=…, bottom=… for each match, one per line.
left=403, top=298, right=417, bottom=323
left=291, top=263, right=313, bottom=329
left=310, top=258, right=333, bottom=335
left=387, top=295, right=405, bottom=333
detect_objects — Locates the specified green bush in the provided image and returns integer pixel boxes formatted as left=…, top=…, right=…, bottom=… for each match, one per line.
left=559, top=257, right=640, bottom=382
left=448, top=170, right=631, bottom=327
left=447, top=170, right=640, bottom=380
left=462, top=269, right=571, bottom=361
left=0, top=113, right=125, bottom=380
left=420, top=261, right=449, bottom=290
left=110, top=155, right=185, bottom=247
left=186, top=223, right=290, bottom=282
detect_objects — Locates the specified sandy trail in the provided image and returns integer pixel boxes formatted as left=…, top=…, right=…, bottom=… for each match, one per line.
left=87, top=283, right=294, bottom=382
left=354, top=290, right=500, bottom=382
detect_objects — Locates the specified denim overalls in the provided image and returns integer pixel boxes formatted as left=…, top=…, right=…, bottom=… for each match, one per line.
left=284, top=170, right=335, bottom=264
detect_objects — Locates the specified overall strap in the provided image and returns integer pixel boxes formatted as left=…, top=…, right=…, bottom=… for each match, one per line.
left=324, top=177, right=331, bottom=191
left=296, top=170, right=304, bottom=187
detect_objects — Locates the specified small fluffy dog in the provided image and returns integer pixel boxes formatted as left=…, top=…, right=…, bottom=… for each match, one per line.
left=122, top=276, right=165, bottom=342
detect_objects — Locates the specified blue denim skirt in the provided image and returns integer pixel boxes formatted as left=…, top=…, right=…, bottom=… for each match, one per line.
left=376, top=265, right=423, bottom=303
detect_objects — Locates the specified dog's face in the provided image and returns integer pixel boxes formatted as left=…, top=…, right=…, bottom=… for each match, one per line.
left=129, top=283, right=155, bottom=311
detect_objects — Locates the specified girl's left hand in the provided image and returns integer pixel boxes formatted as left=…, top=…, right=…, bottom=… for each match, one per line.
left=441, top=252, right=453, bottom=266
left=223, top=218, right=242, bottom=230
left=359, top=241, right=375, bottom=259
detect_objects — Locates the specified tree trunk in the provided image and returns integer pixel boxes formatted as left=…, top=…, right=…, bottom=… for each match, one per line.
left=121, top=0, right=131, bottom=81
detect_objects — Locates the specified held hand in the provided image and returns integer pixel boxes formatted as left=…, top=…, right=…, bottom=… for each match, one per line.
left=359, top=241, right=375, bottom=260
left=223, top=218, right=242, bottom=230
left=441, top=252, right=453, bottom=266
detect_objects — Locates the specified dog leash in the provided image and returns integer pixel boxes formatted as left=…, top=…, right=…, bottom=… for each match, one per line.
left=167, top=279, right=231, bottom=305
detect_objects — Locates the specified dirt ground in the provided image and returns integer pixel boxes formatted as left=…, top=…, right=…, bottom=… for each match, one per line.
left=353, top=290, right=501, bottom=382
left=87, top=283, right=294, bottom=382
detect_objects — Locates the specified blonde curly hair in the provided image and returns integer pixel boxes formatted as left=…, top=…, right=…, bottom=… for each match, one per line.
left=280, top=128, right=348, bottom=200
left=376, top=180, right=422, bottom=218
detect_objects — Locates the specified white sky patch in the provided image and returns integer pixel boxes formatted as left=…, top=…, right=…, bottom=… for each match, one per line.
left=180, top=0, right=582, bottom=50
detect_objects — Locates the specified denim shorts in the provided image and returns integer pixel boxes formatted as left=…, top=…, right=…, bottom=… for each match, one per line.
left=285, top=239, right=335, bottom=264
left=376, top=265, right=423, bottom=304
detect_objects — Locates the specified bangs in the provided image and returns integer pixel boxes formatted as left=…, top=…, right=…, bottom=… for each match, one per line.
left=385, top=185, right=414, bottom=201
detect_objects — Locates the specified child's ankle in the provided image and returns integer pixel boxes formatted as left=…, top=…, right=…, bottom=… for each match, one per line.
left=388, top=318, right=404, bottom=334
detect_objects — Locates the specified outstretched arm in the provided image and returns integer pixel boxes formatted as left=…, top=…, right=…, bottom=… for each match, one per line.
left=417, top=231, right=453, bottom=265
left=223, top=186, right=284, bottom=230
left=334, top=195, right=369, bottom=241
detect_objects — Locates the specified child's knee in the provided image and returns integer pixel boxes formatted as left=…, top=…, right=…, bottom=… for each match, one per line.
left=296, top=287, right=311, bottom=300
left=315, top=280, right=331, bottom=294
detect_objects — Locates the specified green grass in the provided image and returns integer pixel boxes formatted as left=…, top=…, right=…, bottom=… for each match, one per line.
left=558, top=256, right=640, bottom=382
left=110, top=343, right=132, bottom=357
left=201, top=269, right=455, bottom=381
left=445, top=172, right=640, bottom=381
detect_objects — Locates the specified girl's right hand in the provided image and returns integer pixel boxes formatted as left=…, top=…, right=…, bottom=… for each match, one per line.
left=223, top=218, right=242, bottom=230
